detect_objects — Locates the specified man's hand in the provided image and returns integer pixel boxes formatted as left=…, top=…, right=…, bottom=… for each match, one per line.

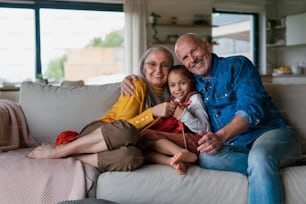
left=197, top=131, right=223, bottom=154
left=121, top=74, right=138, bottom=96
left=197, top=116, right=249, bottom=154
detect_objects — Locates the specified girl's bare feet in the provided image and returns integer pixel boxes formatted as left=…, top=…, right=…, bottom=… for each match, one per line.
left=170, top=151, right=197, bottom=165
left=168, top=151, right=198, bottom=174
left=171, top=161, right=187, bottom=175
left=27, top=143, right=60, bottom=159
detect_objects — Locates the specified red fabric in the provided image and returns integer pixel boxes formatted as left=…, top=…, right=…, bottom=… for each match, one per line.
left=171, top=100, right=191, bottom=107
left=153, top=99, right=191, bottom=133
left=139, top=129, right=201, bottom=154
left=154, top=117, right=184, bottom=133
left=55, top=130, right=79, bottom=145
left=139, top=91, right=201, bottom=153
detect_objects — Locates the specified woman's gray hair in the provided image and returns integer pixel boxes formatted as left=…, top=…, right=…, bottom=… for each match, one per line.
left=138, top=46, right=174, bottom=109
left=139, top=46, right=174, bottom=77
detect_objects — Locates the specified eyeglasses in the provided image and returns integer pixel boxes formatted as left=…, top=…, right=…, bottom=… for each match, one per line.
left=144, top=61, right=171, bottom=71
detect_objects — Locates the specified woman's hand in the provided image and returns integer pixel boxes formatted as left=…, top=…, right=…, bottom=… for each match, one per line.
left=121, top=74, right=138, bottom=96
left=152, top=102, right=176, bottom=118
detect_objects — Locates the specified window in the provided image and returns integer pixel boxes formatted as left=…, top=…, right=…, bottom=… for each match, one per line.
left=0, top=8, right=35, bottom=84
left=212, top=11, right=258, bottom=67
left=0, top=1, right=124, bottom=85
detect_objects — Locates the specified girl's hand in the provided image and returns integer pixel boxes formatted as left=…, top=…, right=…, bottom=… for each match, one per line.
left=172, top=105, right=184, bottom=119
left=170, top=99, right=190, bottom=119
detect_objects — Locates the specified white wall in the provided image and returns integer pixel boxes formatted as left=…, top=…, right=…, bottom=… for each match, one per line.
left=145, top=0, right=306, bottom=75
left=145, top=0, right=213, bottom=64
left=145, top=0, right=269, bottom=73
left=278, top=0, right=306, bottom=70
left=266, top=0, right=306, bottom=72
left=277, top=0, right=306, bottom=16
left=146, top=0, right=212, bottom=24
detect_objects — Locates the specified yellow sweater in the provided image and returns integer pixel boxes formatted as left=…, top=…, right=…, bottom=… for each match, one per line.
left=99, top=78, right=161, bottom=130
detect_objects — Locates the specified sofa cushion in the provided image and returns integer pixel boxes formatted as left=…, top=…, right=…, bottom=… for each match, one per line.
left=97, top=164, right=248, bottom=204
left=18, top=82, right=120, bottom=144
left=282, top=166, right=306, bottom=203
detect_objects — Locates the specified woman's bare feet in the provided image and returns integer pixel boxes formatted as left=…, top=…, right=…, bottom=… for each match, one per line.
left=27, top=143, right=61, bottom=159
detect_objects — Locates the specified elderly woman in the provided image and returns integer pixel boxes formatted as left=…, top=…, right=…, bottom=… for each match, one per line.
left=28, top=46, right=176, bottom=172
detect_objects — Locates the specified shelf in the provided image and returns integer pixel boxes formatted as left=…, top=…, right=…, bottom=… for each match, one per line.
left=266, top=25, right=286, bottom=48
left=272, top=75, right=306, bottom=84
left=147, top=20, right=213, bottom=49
left=266, top=25, right=286, bottom=31
left=149, top=41, right=219, bottom=46
left=266, top=43, right=286, bottom=48
left=272, top=74, right=306, bottom=78
left=148, top=41, right=176, bottom=45
left=151, top=23, right=214, bottom=28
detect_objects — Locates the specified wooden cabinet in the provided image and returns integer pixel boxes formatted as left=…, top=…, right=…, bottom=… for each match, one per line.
left=286, top=12, right=306, bottom=46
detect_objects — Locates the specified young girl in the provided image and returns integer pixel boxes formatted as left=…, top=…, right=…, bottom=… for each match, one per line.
left=140, top=65, right=211, bottom=174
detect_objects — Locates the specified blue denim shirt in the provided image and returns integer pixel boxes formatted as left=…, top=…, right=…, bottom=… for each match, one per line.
left=194, top=54, right=289, bottom=151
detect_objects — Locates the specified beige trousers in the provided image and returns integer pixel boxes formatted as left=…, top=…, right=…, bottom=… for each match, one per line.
left=79, top=120, right=144, bottom=171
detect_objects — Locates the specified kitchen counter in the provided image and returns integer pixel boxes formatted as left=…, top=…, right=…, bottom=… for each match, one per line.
left=272, top=74, right=306, bottom=84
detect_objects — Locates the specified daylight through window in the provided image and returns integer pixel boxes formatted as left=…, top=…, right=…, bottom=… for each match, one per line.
left=0, top=2, right=124, bottom=86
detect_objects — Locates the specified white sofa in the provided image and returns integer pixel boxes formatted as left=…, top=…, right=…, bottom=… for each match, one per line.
left=7, top=81, right=306, bottom=204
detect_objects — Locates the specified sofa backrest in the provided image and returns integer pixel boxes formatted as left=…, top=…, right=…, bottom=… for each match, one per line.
left=18, top=81, right=306, bottom=154
left=264, top=83, right=306, bottom=154
left=18, top=81, right=120, bottom=144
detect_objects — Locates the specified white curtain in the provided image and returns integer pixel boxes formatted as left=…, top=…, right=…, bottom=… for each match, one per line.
left=124, top=0, right=147, bottom=75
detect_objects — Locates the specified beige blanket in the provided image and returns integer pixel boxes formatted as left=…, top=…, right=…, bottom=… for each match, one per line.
left=0, top=99, right=92, bottom=204
left=0, top=99, right=37, bottom=151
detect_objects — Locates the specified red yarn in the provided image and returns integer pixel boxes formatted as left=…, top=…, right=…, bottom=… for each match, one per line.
left=55, top=130, right=79, bottom=145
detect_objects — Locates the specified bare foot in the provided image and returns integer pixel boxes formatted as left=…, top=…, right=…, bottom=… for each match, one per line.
left=171, top=162, right=187, bottom=175
left=170, top=151, right=197, bottom=166
left=27, top=143, right=60, bottom=159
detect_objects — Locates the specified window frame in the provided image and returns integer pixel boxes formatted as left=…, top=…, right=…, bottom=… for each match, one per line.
left=0, top=0, right=123, bottom=80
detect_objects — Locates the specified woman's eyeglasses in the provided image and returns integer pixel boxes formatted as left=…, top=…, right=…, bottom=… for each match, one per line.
left=144, top=62, right=170, bottom=71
